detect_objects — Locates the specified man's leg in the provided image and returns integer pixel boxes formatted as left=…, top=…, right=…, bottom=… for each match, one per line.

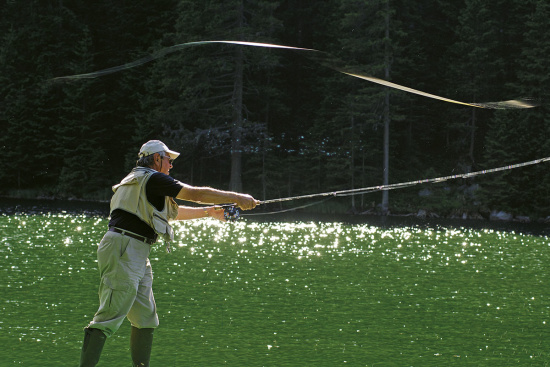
left=130, top=326, right=154, bottom=366
left=89, top=233, right=149, bottom=334
left=81, top=232, right=149, bottom=365
left=127, top=258, right=159, bottom=367
left=80, top=327, right=107, bottom=367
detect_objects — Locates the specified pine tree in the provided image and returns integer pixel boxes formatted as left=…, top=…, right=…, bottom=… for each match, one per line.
left=443, top=0, right=523, bottom=167
left=139, top=0, right=283, bottom=194
left=482, top=0, right=550, bottom=216
left=0, top=1, right=95, bottom=196
left=317, top=0, right=420, bottom=213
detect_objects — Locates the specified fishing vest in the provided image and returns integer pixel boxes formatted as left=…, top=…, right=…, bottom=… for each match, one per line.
left=110, top=167, right=179, bottom=242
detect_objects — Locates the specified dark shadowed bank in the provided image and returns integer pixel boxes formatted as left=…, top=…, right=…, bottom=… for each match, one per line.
left=2, top=197, right=549, bottom=237
left=0, top=197, right=110, bottom=217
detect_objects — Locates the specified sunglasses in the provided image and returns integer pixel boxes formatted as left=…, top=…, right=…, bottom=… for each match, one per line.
left=163, top=155, right=174, bottom=165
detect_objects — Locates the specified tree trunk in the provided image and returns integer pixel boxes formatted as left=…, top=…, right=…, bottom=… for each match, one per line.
left=229, top=1, right=244, bottom=192
left=469, top=107, right=476, bottom=163
left=350, top=115, right=356, bottom=210
left=381, top=0, right=391, bottom=215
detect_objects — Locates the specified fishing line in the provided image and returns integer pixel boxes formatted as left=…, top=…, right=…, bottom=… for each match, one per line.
left=49, top=40, right=538, bottom=109
left=242, top=156, right=550, bottom=214
left=243, top=197, right=333, bottom=217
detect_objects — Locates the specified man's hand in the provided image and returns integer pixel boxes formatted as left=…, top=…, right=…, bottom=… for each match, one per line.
left=233, top=194, right=259, bottom=210
left=205, top=206, right=227, bottom=222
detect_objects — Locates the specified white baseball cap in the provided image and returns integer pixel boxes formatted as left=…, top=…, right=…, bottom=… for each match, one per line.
left=138, top=140, right=180, bottom=160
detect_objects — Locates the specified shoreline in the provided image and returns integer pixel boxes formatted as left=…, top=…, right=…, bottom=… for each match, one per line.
left=0, top=197, right=110, bottom=217
left=1, top=197, right=548, bottom=236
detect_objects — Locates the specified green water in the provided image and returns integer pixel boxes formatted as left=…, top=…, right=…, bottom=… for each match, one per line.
left=1, top=214, right=549, bottom=366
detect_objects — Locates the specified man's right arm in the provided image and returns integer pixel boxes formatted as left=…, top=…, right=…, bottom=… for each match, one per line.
left=176, top=184, right=258, bottom=210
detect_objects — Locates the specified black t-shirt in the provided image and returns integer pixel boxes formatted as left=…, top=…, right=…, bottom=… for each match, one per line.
left=108, top=172, right=184, bottom=239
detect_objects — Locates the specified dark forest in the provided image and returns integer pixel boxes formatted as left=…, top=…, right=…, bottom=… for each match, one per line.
left=1, top=0, right=549, bottom=219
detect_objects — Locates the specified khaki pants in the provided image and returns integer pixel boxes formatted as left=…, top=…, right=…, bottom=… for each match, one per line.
left=87, top=230, right=159, bottom=336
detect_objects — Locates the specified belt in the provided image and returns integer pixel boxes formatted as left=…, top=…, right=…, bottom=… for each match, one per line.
left=109, top=227, right=156, bottom=245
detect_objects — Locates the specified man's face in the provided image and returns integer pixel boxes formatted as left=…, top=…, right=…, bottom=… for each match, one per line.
left=155, top=152, right=173, bottom=175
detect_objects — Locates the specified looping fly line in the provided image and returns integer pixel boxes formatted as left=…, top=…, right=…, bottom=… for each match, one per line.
left=50, top=40, right=538, bottom=110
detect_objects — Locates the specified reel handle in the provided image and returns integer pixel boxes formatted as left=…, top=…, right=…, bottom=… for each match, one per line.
left=221, top=204, right=240, bottom=221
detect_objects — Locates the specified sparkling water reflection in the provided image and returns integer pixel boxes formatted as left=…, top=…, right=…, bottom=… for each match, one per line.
left=1, top=214, right=549, bottom=365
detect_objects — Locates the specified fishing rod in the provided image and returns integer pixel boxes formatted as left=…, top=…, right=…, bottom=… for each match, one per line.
left=260, top=156, right=550, bottom=205
left=217, top=156, right=550, bottom=219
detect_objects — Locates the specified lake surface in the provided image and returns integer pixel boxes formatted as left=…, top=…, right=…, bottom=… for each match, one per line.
left=1, top=213, right=549, bottom=366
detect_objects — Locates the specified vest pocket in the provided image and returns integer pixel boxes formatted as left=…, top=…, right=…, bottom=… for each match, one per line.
left=152, top=213, right=173, bottom=241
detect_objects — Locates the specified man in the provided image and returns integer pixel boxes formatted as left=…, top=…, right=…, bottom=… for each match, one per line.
left=80, top=140, right=258, bottom=366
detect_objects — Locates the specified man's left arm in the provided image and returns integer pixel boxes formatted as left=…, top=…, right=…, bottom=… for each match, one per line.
left=175, top=205, right=226, bottom=221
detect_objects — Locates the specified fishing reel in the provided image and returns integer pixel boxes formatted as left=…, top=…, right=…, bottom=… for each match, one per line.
left=222, top=205, right=240, bottom=221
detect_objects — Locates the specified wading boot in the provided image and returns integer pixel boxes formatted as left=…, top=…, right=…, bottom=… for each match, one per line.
left=80, top=327, right=107, bottom=367
left=130, top=326, right=154, bottom=367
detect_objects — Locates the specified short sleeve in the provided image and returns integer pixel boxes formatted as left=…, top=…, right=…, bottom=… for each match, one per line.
left=145, top=173, right=184, bottom=210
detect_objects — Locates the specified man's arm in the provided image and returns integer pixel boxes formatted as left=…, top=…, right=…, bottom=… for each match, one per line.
left=175, top=205, right=226, bottom=221
left=176, top=184, right=258, bottom=210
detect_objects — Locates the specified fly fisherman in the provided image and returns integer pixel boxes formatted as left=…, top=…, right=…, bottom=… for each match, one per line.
left=80, top=140, right=258, bottom=366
